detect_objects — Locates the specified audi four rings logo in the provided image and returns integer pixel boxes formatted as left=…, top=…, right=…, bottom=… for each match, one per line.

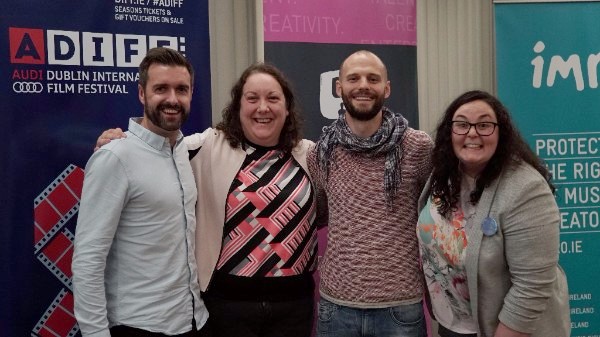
left=13, top=81, right=43, bottom=93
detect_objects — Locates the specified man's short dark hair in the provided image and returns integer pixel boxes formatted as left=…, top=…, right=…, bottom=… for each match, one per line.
left=138, top=47, right=194, bottom=89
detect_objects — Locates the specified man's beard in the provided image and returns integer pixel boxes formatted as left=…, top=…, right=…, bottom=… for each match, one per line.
left=341, top=89, right=385, bottom=122
left=144, top=100, right=189, bottom=131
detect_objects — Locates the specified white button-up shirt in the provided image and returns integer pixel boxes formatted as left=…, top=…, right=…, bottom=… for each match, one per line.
left=72, top=118, right=208, bottom=337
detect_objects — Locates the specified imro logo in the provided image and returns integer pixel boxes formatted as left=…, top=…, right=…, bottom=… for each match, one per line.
left=9, top=27, right=186, bottom=67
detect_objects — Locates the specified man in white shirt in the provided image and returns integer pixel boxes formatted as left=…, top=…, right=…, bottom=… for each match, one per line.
left=72, top=47, right=209, bottom=337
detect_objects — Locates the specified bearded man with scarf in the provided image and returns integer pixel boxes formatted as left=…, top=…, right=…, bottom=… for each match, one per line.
left=307, top=50, right=433, bottom=337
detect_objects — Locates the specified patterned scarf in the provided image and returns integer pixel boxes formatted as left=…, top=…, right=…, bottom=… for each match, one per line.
left=316, top=107, right=408, bottom=206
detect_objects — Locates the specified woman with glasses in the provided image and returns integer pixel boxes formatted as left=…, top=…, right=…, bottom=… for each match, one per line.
left=416, top=90, right=570, bottom=337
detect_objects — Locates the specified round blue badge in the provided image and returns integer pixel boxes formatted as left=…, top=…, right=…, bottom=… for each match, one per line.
left=482, top=217, right=498, bottom=236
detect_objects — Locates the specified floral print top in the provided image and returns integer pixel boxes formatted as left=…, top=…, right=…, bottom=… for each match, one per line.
left=417, top=196, right=478, bottom=333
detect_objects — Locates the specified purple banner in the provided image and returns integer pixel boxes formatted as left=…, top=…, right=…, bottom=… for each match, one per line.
left=264, top=0, right=416, bottom=45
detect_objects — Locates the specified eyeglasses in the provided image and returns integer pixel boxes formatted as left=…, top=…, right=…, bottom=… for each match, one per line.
left=451, top=121, right=498, bottom=136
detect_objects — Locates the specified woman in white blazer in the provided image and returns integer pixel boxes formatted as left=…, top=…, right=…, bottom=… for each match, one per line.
left=417, top=90, right=570, bottom=337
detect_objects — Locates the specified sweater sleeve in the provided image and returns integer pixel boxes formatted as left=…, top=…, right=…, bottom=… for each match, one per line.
left=404, top=129, right=433, bottom=192
left=307, top=144, right=329, bottom=228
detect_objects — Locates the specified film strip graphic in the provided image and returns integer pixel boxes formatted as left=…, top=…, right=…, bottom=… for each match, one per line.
left=32, top=164, right=84, bottom=337
left=36, top=228, right=76, bottom=290
left=34, top=164, right=84, bottom=253
left=31, top=289, right=79, bottom=337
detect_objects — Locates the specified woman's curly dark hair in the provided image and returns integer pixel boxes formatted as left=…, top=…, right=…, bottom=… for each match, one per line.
left=430, top=90, right=554, bottom=218
left=216, top=62, right=303, bottom=153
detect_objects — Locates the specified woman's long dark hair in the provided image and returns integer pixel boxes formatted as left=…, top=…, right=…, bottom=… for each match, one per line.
left=430, top=90, right=554, bottom=218
left=216, top=63, right=302, bottom=153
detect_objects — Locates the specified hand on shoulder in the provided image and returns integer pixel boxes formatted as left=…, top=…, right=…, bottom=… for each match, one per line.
left=95, top=128, right=127, bottom=152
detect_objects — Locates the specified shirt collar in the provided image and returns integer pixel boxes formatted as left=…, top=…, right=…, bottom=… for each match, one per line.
left=128, top=117, right=183, bottom=151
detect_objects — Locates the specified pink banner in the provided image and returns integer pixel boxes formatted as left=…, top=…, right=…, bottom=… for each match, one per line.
left=264, top=0, right=416, bottom=45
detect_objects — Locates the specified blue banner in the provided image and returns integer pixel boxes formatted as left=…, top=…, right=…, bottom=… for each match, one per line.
left=0, top=1, right=210, bottom=335
left=495, top=1, right=600, bottom=334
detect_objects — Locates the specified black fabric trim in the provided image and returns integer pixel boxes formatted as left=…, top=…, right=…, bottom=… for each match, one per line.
left=205, top=270, right=314, bottom=301
left=188, top=148, right=200, bottom=161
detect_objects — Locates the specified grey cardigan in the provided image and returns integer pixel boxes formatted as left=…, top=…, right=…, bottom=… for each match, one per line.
left=418, top=162, right=570, bottom=337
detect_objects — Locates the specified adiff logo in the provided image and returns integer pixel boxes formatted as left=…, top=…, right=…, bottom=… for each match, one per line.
left=8, top=26, right=186, bottom=67
left=10, top=27, right=46, bottom=64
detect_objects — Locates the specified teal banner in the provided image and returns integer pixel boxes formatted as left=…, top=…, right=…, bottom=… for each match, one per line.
left=495, top=1, right=600, bottom=334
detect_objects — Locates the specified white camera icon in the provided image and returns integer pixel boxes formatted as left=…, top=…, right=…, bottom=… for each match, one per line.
left=319, top=70, right=344, bottom=120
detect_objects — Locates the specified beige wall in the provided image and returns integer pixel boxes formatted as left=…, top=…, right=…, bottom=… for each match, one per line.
left=417, top=0, right=495, bottom=134
left=207, top=0, right=263, bottom=126
left=208, top=0, right=495, bottom=137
